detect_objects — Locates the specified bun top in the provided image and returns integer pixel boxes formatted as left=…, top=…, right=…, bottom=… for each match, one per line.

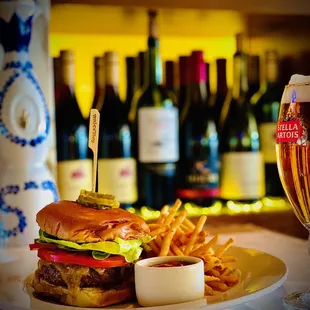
left=36, top=201, right=150, bottom=243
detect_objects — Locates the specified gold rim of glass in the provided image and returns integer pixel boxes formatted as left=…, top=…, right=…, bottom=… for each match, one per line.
left=284, top=82, right=310, bottom=88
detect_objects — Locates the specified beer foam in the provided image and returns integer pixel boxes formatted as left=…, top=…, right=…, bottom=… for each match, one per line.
left=289, top=74, right=310, bottom=84
left=282, top=74, right=310, bottom=103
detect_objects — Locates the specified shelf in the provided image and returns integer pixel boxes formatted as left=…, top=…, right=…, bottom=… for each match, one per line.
left=48, top=3, right=310, bottom=117
left=51, top=0, right=310, bottom=16
left=200, top=211, right=308, bottom=240
left=134, top=201, right=308, bottom=240
left=49, top=5, right=245, bottom=37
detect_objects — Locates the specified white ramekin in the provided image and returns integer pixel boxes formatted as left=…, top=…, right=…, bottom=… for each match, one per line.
left=135, top=256, right=205, bottom=307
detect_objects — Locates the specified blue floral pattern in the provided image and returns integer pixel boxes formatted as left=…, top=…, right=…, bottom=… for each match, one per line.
left=0, top=60, right=50, bottom=147
left=0, top=14, right=32, bottom=53
left=4, top=61, right=32, bottom=71
left=0, top=11, right=50, bottom=148
left=0, top=180, right=59, bottom=240
left=41, top=180, right=59, bottom=202
left=24, top=181, right=39, bottom=190
left=0, top=184, right=25, bottom=239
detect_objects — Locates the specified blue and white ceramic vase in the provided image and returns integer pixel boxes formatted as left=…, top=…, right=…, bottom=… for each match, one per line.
left=0, top=0, right=58, bottom=248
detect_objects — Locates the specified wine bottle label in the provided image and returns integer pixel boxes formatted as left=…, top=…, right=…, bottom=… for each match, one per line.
left=259, top=122, right=277, bottom=163
left=57, top=159, right=92, bottom=201
left=221, top=152, right=265, bottom=200
left=138, top=107, right=179, bottom=163
left=177, top=158, right=220, bottom=199
left=98, top=158, right=137, bottom=204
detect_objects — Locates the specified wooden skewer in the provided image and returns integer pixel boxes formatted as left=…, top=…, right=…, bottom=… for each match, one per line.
left=88, top=109, right=100, bottom=192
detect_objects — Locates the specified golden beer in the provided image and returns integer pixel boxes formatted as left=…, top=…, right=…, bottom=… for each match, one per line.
left=276, top=77, right=310, bottom=230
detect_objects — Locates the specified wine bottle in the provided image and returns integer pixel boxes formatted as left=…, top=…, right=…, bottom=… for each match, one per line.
left=205, top=62, right=211, bottom=103
left=131, top=10, right=179, bottom=209
left=87, top=56, right=104, bottom=174
left=56, top=50, right=92, bottom=200
left=53, top=57, right=61, bottom=105
left=254, top=50, right=284, bottom=197
left=248, top=55, right=260, bottom=99
left=220, top=34, right=265, bottom=204
left=165, top=60, right=177, bottom=103
left=137, top=51, right=146, bottom=89
left=91, top=56, right=104, bottom=110
left=212, top=59, right=228, bottom=132
left=97, top=51, right=137, bottom=209
left=178, top=56, right=190, bottom=116
left=299, top=51, right=310, bottom=75
left=278, top=56, right=295, bottom=91
left=125, top=56, right=136, bottom=119
left=177, top=51, right=219, bottom=206
left=128, top=52, right=145, bottom=124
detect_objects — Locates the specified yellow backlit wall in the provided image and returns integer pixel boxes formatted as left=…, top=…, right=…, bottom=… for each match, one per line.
left=49, top=5, right=310, bottom=117
left=50, top=34, right=238, bottom=117
left=50, top=5, right=245, bottom=117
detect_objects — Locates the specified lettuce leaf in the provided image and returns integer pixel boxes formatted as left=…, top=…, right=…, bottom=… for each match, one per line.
left=38, top=230, right=151, bottom=263
left=92, top=251, right=111, bottom=260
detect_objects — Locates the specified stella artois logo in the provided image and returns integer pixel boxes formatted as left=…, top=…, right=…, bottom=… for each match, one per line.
left=276, top=89, right=308, bottom=145
left=276, top=120, right=303, bottom=143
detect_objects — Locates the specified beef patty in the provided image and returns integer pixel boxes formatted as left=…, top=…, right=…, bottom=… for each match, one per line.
left=36, top=259, right=134, bottom=289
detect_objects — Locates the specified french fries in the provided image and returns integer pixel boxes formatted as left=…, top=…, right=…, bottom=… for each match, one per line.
left=147, top=199, right=240, bottom=296
left=160, top=211, right=187, bottom=256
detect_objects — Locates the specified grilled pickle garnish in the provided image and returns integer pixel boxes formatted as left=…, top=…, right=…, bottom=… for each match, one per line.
left=76, top=189, right=120, bottom=210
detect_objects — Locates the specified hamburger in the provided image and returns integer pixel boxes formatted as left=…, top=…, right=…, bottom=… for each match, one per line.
left=29, top=190, right=151, bottom=308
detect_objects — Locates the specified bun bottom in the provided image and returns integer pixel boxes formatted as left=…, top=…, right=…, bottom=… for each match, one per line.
left=33, top=276, right=135, bottom=308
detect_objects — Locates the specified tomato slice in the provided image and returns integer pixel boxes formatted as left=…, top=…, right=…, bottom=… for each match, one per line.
left=29, top=243, right=58, bottom=250
left=37, top=248, right=128, bottom=268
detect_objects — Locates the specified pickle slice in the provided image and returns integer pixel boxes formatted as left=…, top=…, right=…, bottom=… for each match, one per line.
left=76, top=189, right=120, bottom=210
left=79, top=189, right=115, bottom=200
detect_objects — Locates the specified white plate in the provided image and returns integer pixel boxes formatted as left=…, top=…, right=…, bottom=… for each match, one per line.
left=0, top=246, right=288, bottom=310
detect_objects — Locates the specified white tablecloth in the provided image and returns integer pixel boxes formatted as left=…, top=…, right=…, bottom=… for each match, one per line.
left=217, top=229, right=310, bottom=310
left=0, top=228, right=309, bottom=310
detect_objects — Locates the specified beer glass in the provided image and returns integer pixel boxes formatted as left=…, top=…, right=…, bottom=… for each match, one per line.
left=276, top=75, right=310, bottom=307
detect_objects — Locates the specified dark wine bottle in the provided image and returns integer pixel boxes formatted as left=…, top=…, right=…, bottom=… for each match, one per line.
left=254, top=50, right=284, bottom=197
left=178, top=56, right=190, bottom=116
left=97, top=51, right=137, bottom=209
left=248, top=55, right=260, bottom=99
left=131, top=10, right=178, bottom=210
left=278, top=56, right=295, bottom=91
left=213, top=59, right=228, bottom=132
left=55, top=50, right=91, bottom=200
left=137, top=51, right=146, bottom=89
left=205, top=62, right=211, bottom=103
left=91, top=56, right=104, bottom=110
left=177, top=51, right=219, bottom=206
left=298, top=51, right=310, bottom=75
left=128, top=52, right=145, bottom=124
left=165, top=60, right=177, bottom=103
left=125, top=56, right=136, bottom=119
left=220, top=34, right=265, bottom=204
left=87, top=56, right=104, bottom=173
left=53, top=57, right=61, bottom=105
